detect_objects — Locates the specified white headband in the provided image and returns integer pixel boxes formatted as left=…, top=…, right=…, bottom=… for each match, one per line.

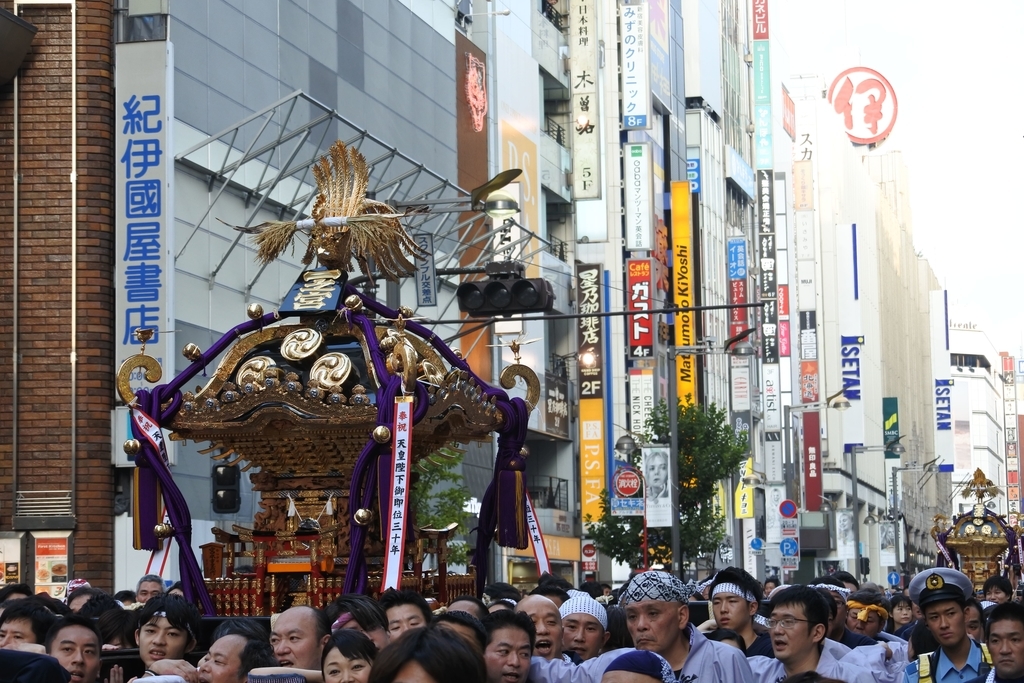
left=559, top=595, right=609, bottom=630
left=710, top=582, right=757, bottom=603
left=810, top=584, right=851, bottom=599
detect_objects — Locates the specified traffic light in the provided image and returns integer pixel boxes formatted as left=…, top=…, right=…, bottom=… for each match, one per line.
left=456, top=262, right=555, bottom=317
left=859, top=556, right=870, bottom=577
left=212, top=464, right=241, bottom=514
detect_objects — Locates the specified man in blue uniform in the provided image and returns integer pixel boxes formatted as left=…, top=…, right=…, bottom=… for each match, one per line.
left=903, top=568, right=992, bottom=683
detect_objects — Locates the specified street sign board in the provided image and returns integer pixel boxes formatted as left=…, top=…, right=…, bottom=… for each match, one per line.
left=750, top=538, right=764, bottom=551
left=780, top=537, right=799, bottom=557
left=779, top=499, right=798, bottom=518
left=610, top=497, right=645, bottom=516
left=781, top=518, right=798, bottom=537
left=613, top=468, right=642, bottom=497
left=888, top=571, right=901, bottom=587
left=781, top=556, right=799, bottom=570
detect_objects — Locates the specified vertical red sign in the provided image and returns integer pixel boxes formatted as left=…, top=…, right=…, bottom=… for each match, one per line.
left=627, top=259, right=654, bottom=358
left=782, top=86, right=796, bottom=140
left=778, top=285, right=789, bottom=318
left=729, top=279, right=748, bottom=338
left=752, top=0, right=769, bottom=39
left=803, top=411, right=821, bottom=511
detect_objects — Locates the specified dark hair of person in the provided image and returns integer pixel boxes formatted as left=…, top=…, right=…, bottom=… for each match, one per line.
left=578, top=581, right=604, bottom=600
left=379, top=589, right=432, bottom=625
left=483, top=582, right=522, bottom=602
left=603, top=606, right=633, bottom=651
left=529, top=584, right=569, bottom=604
left=985, top=601, right=1024, bottom=639
left=710, top=567, right=764, bottom=604
left=113, top=590, right=136, bottom=604
left=909, top=620, right=938, bottom=659
left=0, top=584, right=33, bottom=604
left=67, top=587, right=101, bottom=606
left=812, top=576, right=847, bottom=590
left=984, top=575, right=1014, bottom=597
left=0, top=597, right=59, bottom=644
left=44, top=614, right=101, bottom=651
left=137, top=595, right=201, bottom=643
left=482, top=608, right=536, bottom=650
left=433, top=611, right=487, bottom=651
left=770, top=586, right=831, bottom=633
left=763, top=576, right=781, bottom=591
left=211, top=617, right=270, bottom=643
left=537, top=573, right=573, bottom=592
left=814, top=588, right=838, bottom=621
left=832, top=571, right=859, bottom=590
left=239, top=638, right=279, bottom=675
left=778, top=673, right=845, bottom=683
left=964, top=597, right=983, bottom=619
left=168, top=581, right=184, bottom=595
left=847, top=589, right=890, bottom=612
left=369, top=626, right=485, bottom=683
left=327, top=595, right=387, bottom=633
left=890, top=594, right=913, bottom=612
left=448, top=595, right=488, bottom=620
left=705, top=627, right=747, bottom=656
left=321, top=628, right=379, bottom=670
left=33, top=593, right=70, bottom=616
left=78, top=592, right=124, bottom=618
left=97, top=608, right=139, bottom=648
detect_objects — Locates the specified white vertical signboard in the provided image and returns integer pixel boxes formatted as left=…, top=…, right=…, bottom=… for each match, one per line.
left=930, top=290, right=954, bottom=471
left=115, top=41, right=174, bottom=397
left=641, top=447, right=673, bottom=527
left=570, top=0, right=602, bottom=198
left=837, top=224, right=865, bottom=448
left=624, top=143, right=653, bottom=250
left=619, top=2, right=651, bottom=130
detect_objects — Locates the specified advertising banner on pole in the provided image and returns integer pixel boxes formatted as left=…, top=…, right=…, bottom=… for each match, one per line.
left=627, top=259, right=654, bottom=356
left=569, top=0, right=601, bottom=198
left=642, top=447, right=673, bottom=527
left=619, top=2, right=651, bottom=129
left=625, top=144, right=654, bottom=251
left=670, top=182, right=696, bottom=405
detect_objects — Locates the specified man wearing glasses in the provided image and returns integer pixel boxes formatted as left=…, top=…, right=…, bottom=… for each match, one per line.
left=747, top=585, right=875, bottom=683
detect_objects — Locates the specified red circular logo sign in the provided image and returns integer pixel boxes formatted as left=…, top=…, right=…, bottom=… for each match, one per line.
left=582, top=542, right=597, bottom=559
left=827, top=67, right=898, bottom=146
left=613, top=468, right=642, bottom=497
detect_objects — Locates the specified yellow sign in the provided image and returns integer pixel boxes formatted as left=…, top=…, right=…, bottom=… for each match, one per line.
left=511, top=534, right=582, bottom=562
left=670, top=181, right=697, bottom=405
left=579, top=398, right=606, bottom=524
left=734, top=458, right=754, bottom=519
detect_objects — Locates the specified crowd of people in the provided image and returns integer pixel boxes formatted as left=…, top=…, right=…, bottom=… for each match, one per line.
left=0, top=567, right=1023, bottom=683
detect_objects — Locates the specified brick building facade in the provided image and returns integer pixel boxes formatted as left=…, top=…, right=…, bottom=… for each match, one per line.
left=0, top=1, right=116, bottom=589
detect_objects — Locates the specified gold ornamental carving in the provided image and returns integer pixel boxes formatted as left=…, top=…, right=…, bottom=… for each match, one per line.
left=281, top=329, right=324, bottom=361
left=237, top=357, right=277, bottom=387
left=309, top=353, right=353, bottom=392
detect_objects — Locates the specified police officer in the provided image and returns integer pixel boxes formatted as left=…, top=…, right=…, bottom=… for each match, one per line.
left=903, top=568, right=993, bottom=683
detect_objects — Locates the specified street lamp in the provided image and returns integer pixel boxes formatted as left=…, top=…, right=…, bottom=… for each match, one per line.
left=849, top=439, right=906, bottom=580
left=663, top=330, right=755, bottom=577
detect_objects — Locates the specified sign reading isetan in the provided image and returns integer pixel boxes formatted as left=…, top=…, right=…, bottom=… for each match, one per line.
left=827, top=67, right=898, bottom=146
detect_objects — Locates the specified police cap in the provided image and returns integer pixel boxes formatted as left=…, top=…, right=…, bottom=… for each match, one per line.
left=908, top=568, right=973, bottom=609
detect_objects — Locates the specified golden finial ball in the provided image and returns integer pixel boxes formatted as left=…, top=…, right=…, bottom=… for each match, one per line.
left=344, top=295, right=364, bottom=312
left=372, top=426, right=392, bottom=443
left=182, top=343, right=203, bottom=361
left=398, top=306, right=414, bottom=318
left=354, top=508, right=374, bottom=526
left=153, top=523, right=175, bottom=539
left=519, top=446, right=530, bottom=457
left=247, top=303, right=264, bottom=320
left=123, top=439, right=141, bottom=455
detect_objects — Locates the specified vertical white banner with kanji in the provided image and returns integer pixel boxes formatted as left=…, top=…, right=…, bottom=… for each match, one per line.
left=114, top=40, right=174, bottom=396
left=524, top=492, right=551, bottom=575
left=382, top=397, right=414, bottom=591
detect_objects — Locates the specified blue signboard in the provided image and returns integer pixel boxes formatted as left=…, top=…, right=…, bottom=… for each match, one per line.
left=780, top=537, right=799, bottom=557
left=728, top=238, right=747, bottom=281
left=686, top=158, right=701, bottom=194
left=888, top=571, right=901, bottom=586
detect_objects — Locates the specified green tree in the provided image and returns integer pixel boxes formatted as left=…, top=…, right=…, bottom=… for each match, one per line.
left=584, top=399, right=747, bottom=570
left=410, top=446, right=472, bottom=565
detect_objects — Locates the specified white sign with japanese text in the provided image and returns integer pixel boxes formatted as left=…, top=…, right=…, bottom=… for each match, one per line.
left=382, top=397, right=414, bottom=590
left=114, top=41, right=174, bottom=398
left=624, top=143, right=653, bottom=250
left=619, top=2, right=651, bottom=129
left=570, top=0, right=601, bottom=198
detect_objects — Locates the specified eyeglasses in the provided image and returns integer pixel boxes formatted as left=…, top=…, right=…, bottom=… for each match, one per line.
left=767, top=617, right=810, bottom=630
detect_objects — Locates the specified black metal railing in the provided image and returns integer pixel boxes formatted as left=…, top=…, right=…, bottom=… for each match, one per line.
left=540, top=1, right=566, bottom=31
left=544, top=117, right=566, bottom=147
left=529, top=475, right=569, bottom=511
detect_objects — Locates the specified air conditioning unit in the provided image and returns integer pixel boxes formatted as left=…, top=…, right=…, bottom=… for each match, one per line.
left=111, top=406, right=177, bottom=467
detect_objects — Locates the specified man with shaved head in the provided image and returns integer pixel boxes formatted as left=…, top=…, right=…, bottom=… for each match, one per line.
left=516, top=595, right=566, bottom=662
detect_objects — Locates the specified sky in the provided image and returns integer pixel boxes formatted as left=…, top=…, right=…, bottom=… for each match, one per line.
left=771, top=0, right=1024, bottom=354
